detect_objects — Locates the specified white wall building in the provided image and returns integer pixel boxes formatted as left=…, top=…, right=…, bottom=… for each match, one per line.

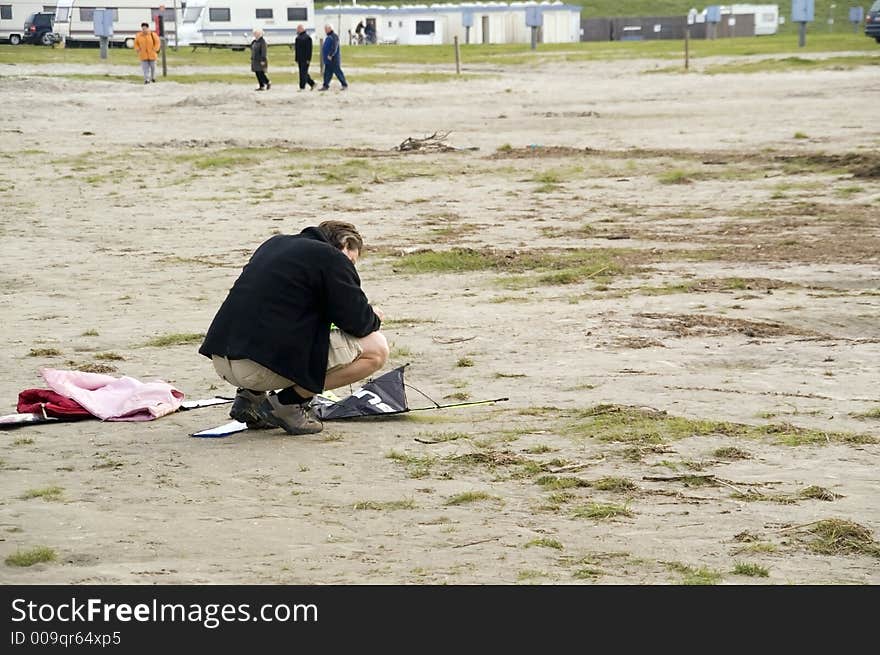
left=316, top=2, right=581, bottom=46
left=690, top=4, right=779, bottom=35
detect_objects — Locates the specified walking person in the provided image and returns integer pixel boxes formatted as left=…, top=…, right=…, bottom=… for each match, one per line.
left=294, top=24, right=316, bottom=90
left=251, top=28, right=270, bottom=91
left=199, top=221, right=389, bottom=435
left=133, top=22, right=160, bottom=84
left=318, top=24, right=348, bottom=91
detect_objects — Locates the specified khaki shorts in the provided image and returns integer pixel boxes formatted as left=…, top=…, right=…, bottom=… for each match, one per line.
left=212, top=330, right=363, bottom=392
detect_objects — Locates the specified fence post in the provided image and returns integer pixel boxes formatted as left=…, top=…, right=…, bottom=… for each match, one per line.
left=684, top=28, right=689, bottom=70
left=454, top=35, right=460, bottom=75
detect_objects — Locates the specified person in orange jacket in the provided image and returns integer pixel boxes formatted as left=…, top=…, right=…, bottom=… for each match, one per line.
left=133, top=22, right=161, bottom=84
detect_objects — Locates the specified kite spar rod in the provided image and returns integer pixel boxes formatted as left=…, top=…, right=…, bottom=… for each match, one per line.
left=404, top=382, right=508, bottom=412
left=409, top=397, right=509, bottom=412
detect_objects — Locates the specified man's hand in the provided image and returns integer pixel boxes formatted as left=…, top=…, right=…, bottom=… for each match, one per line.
left=373, top=307, right=385, bottom=321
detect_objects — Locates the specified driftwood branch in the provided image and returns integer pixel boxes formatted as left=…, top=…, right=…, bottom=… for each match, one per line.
left=396, top=131, right=456, bottom=152
left=452, top=537, right=500, bottom=549
left=547, top=457, right=605, bottom=473
left=432, top=336, right=477, bottom=344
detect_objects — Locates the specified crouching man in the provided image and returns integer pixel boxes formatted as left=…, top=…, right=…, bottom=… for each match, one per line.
left=199, top=221, right=389, bottom=434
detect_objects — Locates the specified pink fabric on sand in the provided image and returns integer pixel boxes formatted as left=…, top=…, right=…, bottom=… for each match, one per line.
left=40, top=368, right=184, bottom=421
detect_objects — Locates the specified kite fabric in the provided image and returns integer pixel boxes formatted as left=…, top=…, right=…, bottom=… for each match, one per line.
left=311, top=366, right=409, bottom=420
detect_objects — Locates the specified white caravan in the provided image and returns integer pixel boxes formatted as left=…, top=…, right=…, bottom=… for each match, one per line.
left=177, top=0, right=315, bottom=48
left=728, top=4, right=779, bottom=36
left=53, top=0, right=178, bottom=47
left=1, top=1, right=55, bottom=44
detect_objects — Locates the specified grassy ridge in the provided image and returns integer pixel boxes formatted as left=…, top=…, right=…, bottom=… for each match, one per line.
left=1, top=32, right=876, bottom=70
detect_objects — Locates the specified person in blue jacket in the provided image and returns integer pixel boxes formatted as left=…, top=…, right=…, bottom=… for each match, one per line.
left=319, top=24, right=348, bottom=91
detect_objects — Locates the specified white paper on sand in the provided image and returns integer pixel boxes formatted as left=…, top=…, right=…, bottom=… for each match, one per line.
left=191, top=420, right=248, bottom=438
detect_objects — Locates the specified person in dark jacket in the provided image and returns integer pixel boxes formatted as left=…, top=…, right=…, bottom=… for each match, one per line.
left=294, top=24, right=315, bottom=90
left=199, top=221, right=388, bottom=435
left=251, top=28, right=270, bottom=91
left=318, top=24, right=348, bottom=91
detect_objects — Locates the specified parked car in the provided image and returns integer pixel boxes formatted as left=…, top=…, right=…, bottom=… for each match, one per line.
left=867, top=0, right=880, bottom=43
left=22, top=11, right=56, bottom=45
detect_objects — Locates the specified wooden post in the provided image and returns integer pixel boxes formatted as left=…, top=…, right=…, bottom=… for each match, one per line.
left=684, top=28, right=689, bottom=70
left=454, top=35, right=460, bottom=75
left=319, top=37, right=324, bottom=75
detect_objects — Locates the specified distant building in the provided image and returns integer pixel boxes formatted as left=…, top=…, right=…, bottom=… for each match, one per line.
left=316, top=2, right=582, bottom=46
left=581, top=3, right=779, bottom=42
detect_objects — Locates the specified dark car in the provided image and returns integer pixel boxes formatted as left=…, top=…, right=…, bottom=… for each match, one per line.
left=867, top=0, right=880, bottom=43
left=22, top=11, right=56, bottom=46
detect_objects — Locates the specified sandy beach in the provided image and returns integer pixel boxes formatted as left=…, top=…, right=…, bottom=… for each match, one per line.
left=0, top=49, right=878, bottom=584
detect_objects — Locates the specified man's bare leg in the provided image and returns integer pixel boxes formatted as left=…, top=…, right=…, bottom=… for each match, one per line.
left=323, top=331, right=389, bottom=391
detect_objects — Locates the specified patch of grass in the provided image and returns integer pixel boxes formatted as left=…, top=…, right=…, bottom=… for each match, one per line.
left=851, top=407, right=880, bottom=420
left=64, top=361, right=117, bottom=374
left=566, top=405, right=875, bottom=447
left=344, top=184, right=366, bottom=194
left=732, top=562, right=770, bottom=578
left=5, top=546, right=57, bottom=567
left=386, top=449, right=436, bottom=478
left=444, top=392, right=471, bottom=401
left=94, top=352, right=125, bottom=361
left=535, top=475, right=589, bottom=490
left=591, top=477, right=637, bottom=492
left=793, top=131, right=809, bottom=140
left=525, top=445, right=555, bottom=454
left=757, top=422, right=875, bottom=446
left=657, top=169, right=694, bottom=185
left=21, top=486, right=64, bottom=502
left=456, top=357, right=475, bottom=368
left=143, top=332, right=204, bottom=347
left=189, top=149, right=262, bottom=169
left=572, top=503, right=633, bottom=520
left=392, top=249, right=498, bottom=274
left=702, top=53, right=880, bottom=75
left=389, top=345, right=413, bottom=359
left=12, top=438, right=34, bottom=446
left=525, top=538, right=564, bottom=550
left=712, top=446, right=752, bottom=460
left=517, top=569, right=546, bottom=581
left=567, top=405, right=738, bottom=445
left=544, top=492, right=577, bottom=508
left=497, top=143, right=513, bottom=152
left=835, top=185, right=864, bottom=198
left=82, top=329, right=99, bottom=337
left=393, top=247, right=636, bottom=288
left=28, top=348, right=62, bottom=357
left=353, top=499, right=416, bottom=511
left=731, top=490, right=798, bottom=505
left=803, top=519, right=880, bottom=557
left=736, top=542, right=778, bottom=554
left=573, top=567, right=603, bottom=579
left=800, top=485, right=842, bottom=501
left=666, top=562, right=723, bottom=585
left=445, top=491, right=497, bottom=506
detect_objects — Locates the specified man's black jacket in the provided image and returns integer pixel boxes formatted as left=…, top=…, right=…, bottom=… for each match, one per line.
left=199, top=227, right=380, bottom=393
left=294, top=31, right=312, bottom=63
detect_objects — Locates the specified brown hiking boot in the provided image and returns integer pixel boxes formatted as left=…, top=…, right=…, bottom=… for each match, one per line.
left=230, top=388, right=271, bottom=429
left=255, top=393, right=323, bottom=435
